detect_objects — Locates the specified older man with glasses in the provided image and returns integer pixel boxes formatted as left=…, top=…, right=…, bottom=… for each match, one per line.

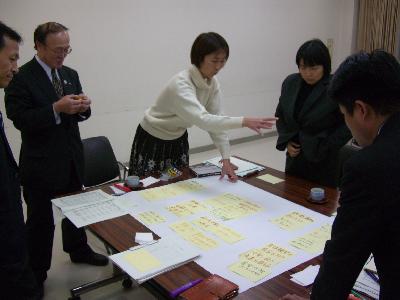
left=4, top=22, right=108, bottom=296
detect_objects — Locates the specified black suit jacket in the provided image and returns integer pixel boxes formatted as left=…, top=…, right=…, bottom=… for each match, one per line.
left=275, top=73, right=351, bottom=186
left=5, top=58, right=90, bottom=190
left=311, top=112, right=400, bottom=299
left=0, top=111, right=27, bottom=272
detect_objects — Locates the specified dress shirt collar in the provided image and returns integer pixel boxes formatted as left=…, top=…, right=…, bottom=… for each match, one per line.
left=35, top=55, right=60, bottom=81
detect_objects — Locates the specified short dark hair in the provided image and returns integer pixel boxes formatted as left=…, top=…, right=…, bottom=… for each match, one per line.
left=190, top=32, right=229, bottom=68
left=34, top=22, right=68, bottom=49
left=0, top=21, right=22, bottom=50
left=328, top=50, right=400, bottom=115
left=296, top=39, right=331, bottom=76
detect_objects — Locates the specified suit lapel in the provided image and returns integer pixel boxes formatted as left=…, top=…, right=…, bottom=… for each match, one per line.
left=284, top=76, right=302, bottom=123
left=0, top=111, right=18, bottom=168
left=29, top=58, right=59, bottom=103
left=298, top=77, right=329, bottom=119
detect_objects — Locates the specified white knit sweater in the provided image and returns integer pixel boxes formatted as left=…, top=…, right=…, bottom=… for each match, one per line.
left=140, top=65, right=243, bottom=159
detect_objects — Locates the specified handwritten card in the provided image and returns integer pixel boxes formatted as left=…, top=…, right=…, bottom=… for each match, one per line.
left=257, top=174, right=284, bottom=184
left=139, top=180, right=205, bottom=201
left=289, top=224, right=332, bottom=254
left=230, top=243, right=294, bottom=282
left=167, top=200, right=207, bottom=217
left=123, top=249, right=161, bottom=272
left=170, top=221, right=218, bottom=250
left=136, top=211, right=166, bottom=225
left=205, top=193, right=263, bottom=221
left=270, top=211, right=314, bottom=231
left=193, top=217, right=244, bottom=244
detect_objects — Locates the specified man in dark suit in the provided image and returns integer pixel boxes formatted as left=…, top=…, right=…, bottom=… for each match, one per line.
left=281, top=50, right=400, bottom=300
left=0, top=21, right=39, bottom=300
left=5, top=22, right=108, bottom=293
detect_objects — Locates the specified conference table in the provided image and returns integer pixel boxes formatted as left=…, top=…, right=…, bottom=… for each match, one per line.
left=81, top=159, right=341, bottom=299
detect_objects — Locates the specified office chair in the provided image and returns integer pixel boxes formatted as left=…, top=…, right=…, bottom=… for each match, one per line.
left=82, top=136, right=128, bottom=187
left=69, top=136, right=131, bottom=300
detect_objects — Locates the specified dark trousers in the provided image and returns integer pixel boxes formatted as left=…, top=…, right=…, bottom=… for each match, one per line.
left=23, top=169, right=89, bottom=284
left=0, top=206, right=40, bottom=299
left=0, top=259, right=40, bottom=300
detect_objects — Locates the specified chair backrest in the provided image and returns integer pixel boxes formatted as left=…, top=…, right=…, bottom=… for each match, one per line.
left=82, top=136, right=121, bottom=187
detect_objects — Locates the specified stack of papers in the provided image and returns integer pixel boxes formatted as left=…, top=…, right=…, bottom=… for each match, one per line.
left=353, top=270, right=379, bottom=299
left=51, top=190, right=127, bottom=228
left=353, top=255, right=379, bottom=299
left=204, top=157, right=265, bottom=177
left=290, top=265, right=320, bottom=286
left=110, top=237, right=200, bottom=284
left=190, top=162, right=222, bottom=177
left=364, top=255, right=377, bottom=273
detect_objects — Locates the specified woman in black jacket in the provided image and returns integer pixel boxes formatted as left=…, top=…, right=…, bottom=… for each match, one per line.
left=275, top=39, right=351, bottom=187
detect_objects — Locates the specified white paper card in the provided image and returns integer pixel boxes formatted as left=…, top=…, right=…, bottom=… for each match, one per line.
left=290, top=265, right=320, bottom=286
left=135, top=232, right=154, bottom=244
left=141, top=176, right=160, bottom=187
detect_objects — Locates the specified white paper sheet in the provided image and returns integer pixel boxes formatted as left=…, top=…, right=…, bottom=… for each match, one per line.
left=63, top=199, right=127, bottom=228
left=110, top=185, right=126, bottom=195
left=119, top=177, right=333, bottom=293
left=290, top=265, right=320, bottom=286
left=52, top=190, right=112, bottom=211
left=354, top=270, right=380, bottom=299
left=135, top=232, right=154, bottom=244
left=141, top=176, right=160, bottom=187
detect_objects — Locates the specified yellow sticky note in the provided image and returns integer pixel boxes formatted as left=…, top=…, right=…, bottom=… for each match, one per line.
left=257, top=174, right=284, bottom=184
left=167, top=200, right=208, bottom=217
left=229, top=259, right=271, bottom=282
left=206, top=193, right=263, bottom=221
left=137, top=211, right=166, bottom=225
left=170, top=221, right=199, bottom=237
left=289, top=224, right=332, bottom=254
left=193, top=217, right=244, bottom=244
left=123, top=249, right=161, bottom=272
left=270, top=211, right=314, bottom=231
left=167, top=203, right=192, bottom=217
left=170, top=221, right=219, bottom=250
left=186, top=232, right=219, bottom=250
left=139, top=180, right=205, bottom=201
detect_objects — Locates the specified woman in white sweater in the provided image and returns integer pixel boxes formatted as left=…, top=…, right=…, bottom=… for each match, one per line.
left=128, top=32, right=276, bottom=181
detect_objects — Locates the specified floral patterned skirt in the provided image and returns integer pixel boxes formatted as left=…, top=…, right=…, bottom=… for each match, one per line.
left=128, top=125, right=189, bottom=177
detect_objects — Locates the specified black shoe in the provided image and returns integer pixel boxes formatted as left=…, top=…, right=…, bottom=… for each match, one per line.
left=70, top=249, right=109, bottom=266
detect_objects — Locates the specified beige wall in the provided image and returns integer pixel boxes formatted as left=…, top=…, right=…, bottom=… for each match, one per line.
left=1, top=0, right=356, bottom=162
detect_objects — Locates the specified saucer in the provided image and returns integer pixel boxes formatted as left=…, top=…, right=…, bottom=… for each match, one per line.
left=124, top=182, right=143, bottom=190
left=307, top=197, right=327, bottom=204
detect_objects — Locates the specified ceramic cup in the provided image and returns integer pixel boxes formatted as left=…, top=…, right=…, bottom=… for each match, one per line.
left=310, top=187, right=325, bottom=202
left=125, top=175, right=140, bottom=188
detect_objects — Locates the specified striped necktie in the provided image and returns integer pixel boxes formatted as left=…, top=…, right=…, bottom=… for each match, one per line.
left=51, top=68, right=63, bottom=98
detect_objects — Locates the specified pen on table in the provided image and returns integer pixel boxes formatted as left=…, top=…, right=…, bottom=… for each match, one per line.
left=169, top=278, right=203, bottom=298
left=113, top=183, right=131, bottom=193
left=129, top=240, right=158, bottom=251
left=350, top=290, right=364, bottom=300
left=364, top=269, right=379, bottom=284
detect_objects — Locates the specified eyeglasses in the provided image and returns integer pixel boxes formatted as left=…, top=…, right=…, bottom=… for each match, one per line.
left=47, top=46, right=72, bottom=55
